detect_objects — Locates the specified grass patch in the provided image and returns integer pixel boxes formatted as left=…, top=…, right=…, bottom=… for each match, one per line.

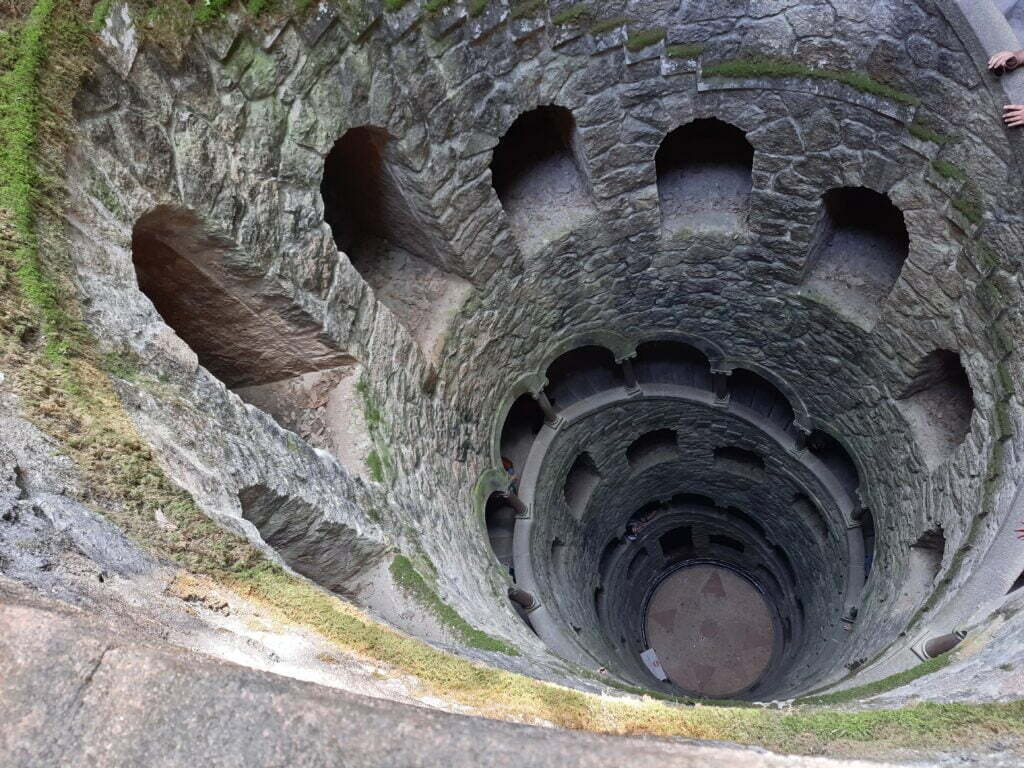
left=703, top=55, right=920, bottom=106
left=389, top=555, right=519, bottom=655
left=666, top=42, right=704, bottom=59
left=468, top=0, right=488, bottom=16
left=423, top=0, right=453, bottom=13
left=932, top=158, right=966, bottom=182
left=588, top=15, right=631, bottom=35
left=800, top=653, right=953, bottom=706
left=89, top=0, right=112, bottom=30
left=551, top=2, right=591, bottom=26
left=509, top=0, right=545, bottom=20
left=909, top=120, right=950, bottom=145
left=625, top=27, right=664, bottom=52
left=953, top=193, right=983, bottom=225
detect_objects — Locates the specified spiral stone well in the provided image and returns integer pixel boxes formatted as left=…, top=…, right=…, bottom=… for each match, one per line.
left=6, top=0, right=1024, bottom=765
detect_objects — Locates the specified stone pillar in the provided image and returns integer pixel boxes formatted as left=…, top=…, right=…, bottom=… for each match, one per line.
left=712, top=370, right=730, bottom=403
left=508, top=586, right=538, bottom=611
left=533, top=390, right=563, bottom=429
left=790, top=424, right=810, bottom=453
left=617, top=354, right=642, bottom=398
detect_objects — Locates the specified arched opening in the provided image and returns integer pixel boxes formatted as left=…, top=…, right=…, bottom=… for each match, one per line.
left=895, top=350, right=975, bottom=470
left=792, top=493, right=828, bottom=540
left=807, top=429, right=860, bottom=496
left=132, top=208, right=372, bottom=476
left=728, top=369, right=796, bottom=431
left=321, top=126, right=470, bottom=360
left=859, top=509, right=877, bottom=582
left=239, top=485, right=381, bottom=594
left=897, top=527, right=945, bottom=610
left=544, top=346, right=623, bottom=411
left=655, top=118, right=754, bottom=235
left=659, top=526, right=695, bottom=560
left=490, top=105, right=596, bottom=252
left=500, top=393, right=545, bottom=474
left=564, top=452, right=601, bottom=520
left=632, top=341, right=712, bottom=389
left=598, top=538, right=623, bottom=582
left=626, top=429, right=679, bottom=472
left=714, top=446, right=767, bottom=482
left=485, top=492, right=518, bottom=572
left=710, top=534, right=745, bottom=553
left=801, top=187, right=909, bottom=330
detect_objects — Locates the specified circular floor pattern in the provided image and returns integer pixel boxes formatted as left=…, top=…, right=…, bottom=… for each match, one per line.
left=644, top=565, right=775, bottom=698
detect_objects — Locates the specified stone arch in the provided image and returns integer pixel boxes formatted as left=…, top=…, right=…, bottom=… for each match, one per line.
left=727, top=369, right=798, bottom=433
left=543, top=345, right=624, bottom=411
left=632, top=341, right=712, bottom=390
left=800, top=186, right=909, bottom=331
left=807, top=428, right=861, bottom=497
left=895, top=349, right=975, bottom=470
left=626, top=429, right=679, bottom=473
left=485, top=492, right=518, bottom=572
left=131, top=207, right=373, bottom=477
left=564, top=451, right=601, bottom=520
left=490, top=105, right=596, bottom=253
left=499, top=392, right=546, bottom=478
left=656, top=118, right=754, bottom=235
left=714, top=446, right=768, bottom=482
left=321, top=126, right=471, bottom=363
left=719, top=360, right=811, bottom=431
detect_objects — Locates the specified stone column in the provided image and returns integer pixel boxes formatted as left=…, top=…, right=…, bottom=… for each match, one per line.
left=508, top=586, right=539, bottom=611
left=712, top=370, right=731, bottom=403
left=617, top=353, right=642, bottom=398
left=790, top=424, right=810, bottom=453
left=532, top=390, right=563, bottom=429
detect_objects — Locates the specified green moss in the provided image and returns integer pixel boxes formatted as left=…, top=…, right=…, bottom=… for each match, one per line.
left=552, top=2, right=591, bottom=26
left=909, top=120, right=950, bottom=145
left=90, top=0, right=113, bottom=31
left=952, top=193, right=983, bottom=225
left=423, top=0, right=453, bottom=13
left=666, top=42, right=704, bottom=59
left=588, top=15, right=632, bottom=35
left=800, top=653, right=953, bottom=706
left=389, top=556, right=520, bottom=655
left=366, top=449, right=385, bottom=483
left=382, top=0, right=411, bottom=10
left=468, top=0, right=489, bottom=17
left=509, top=0, right=545, bottom=20
left=932, top=158, right=966, bottom=182
left=703, top=55, right=920, bottom=106
left=625, top=27, right=665, bottom=52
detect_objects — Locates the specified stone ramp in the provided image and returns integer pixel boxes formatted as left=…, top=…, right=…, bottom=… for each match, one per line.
left=0, top=581, right=890, bottom=768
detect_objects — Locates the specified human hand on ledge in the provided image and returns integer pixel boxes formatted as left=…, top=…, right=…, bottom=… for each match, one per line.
left=989, top=50, right=1024, bottom=73
left=1004, top=104, right=1024, bottom=127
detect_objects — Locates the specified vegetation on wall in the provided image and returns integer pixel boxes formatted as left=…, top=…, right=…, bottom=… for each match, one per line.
left=0, top=1, right=1021, bottom=761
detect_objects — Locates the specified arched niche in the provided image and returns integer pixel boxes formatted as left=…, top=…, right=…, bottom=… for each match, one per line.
left=632, top=341, right=712, bottom=390
left=490, top=105, right=596, bottom=253
left=626, top=429, right=679, bottom=472
left=713, top=446, right=767, bottom=482
left=321, top=126, right=471, bottom=361
left=656, top=118, right=754, bottom=235
left=895, top=350, right=975, bottom=470
left=564, top=451, right=601, bottom=520
left=659, top=525, right=695, bottom=560
left=132, top=208, right=372, bottom=477
left=800, top=187, right=909, bottom=331
left=807, top=429, right=861, bottom=497
left=485, top=492, right=518, bottom=572
left=728, top=369, right=797, bottom=432
left=499, top=393, right=545, bottom=477
left=544, top=345, right=623, bottom=411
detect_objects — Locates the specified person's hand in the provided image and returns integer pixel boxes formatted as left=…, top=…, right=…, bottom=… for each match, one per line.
left=1005, top=104, right=1024, bottom=127
left=989, top=50, right=1018, bottom=71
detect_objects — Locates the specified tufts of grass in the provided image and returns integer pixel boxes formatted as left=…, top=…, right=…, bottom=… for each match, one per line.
left=703, top=55, right=920, bottom=106
left=551, top=2, right=591, bottom=26
left=953, top=193, right=983, bottom=224
left=625, top=27, right=664, bottom=52
left=423, top=0, right=453, bottom=13
left=909, top=120, right=950, bottom=145
left=666, top=42, right=704, bottom=59
left=509, top=0, right=545, bottom=20
left=800, top=653, right=953, bottom=706
left=389, top=555, right=520, bottom=655
left=89, top=0, right=112, bottom=31
left=932, top=158, right=966, bottom=182
left=468, top=0, right=488, bottom=17
left=588, top=15, right=632, bottom=35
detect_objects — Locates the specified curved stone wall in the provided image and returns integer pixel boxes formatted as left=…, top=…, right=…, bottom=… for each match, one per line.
left=64, top=0, right=1024, bottom=699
